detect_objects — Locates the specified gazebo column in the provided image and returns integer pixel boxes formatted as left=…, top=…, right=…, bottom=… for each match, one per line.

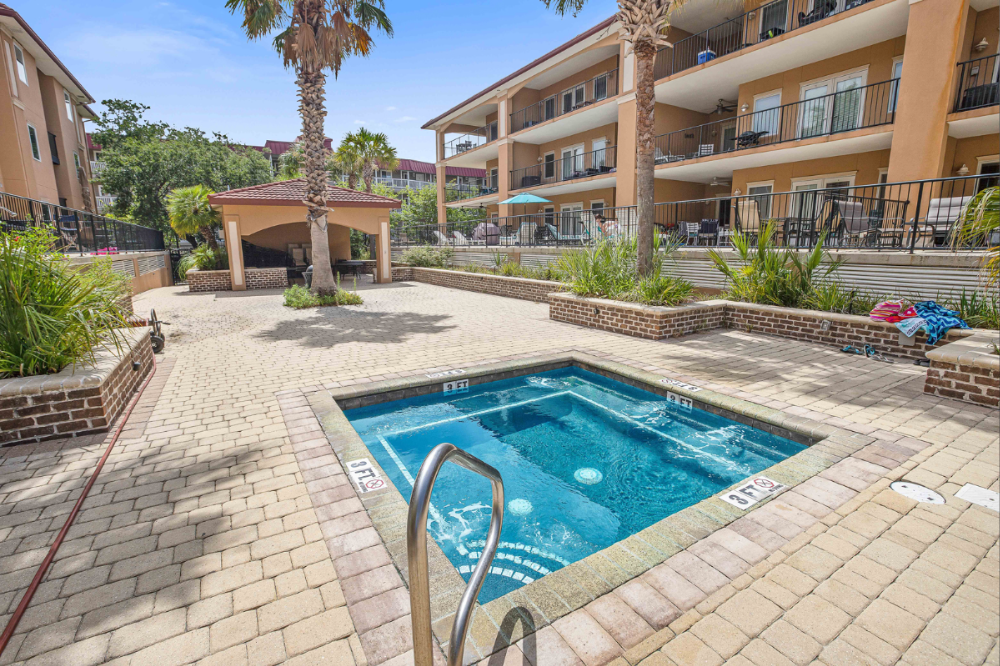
left=375, top=215, right=393, bottom=283
left=222, top=213, right=247, bottom=291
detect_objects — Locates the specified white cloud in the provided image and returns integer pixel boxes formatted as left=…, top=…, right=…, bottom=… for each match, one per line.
left=353, top=120, right=367, bottom=125
left=393, top=116, right=416, bottom=124
left=385, top=106, right=397, bottom=111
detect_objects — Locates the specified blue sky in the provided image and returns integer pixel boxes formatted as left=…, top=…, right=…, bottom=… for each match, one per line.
left=26, top=0, right=615, bottom=162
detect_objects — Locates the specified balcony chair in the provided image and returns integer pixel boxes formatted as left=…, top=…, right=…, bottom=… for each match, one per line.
left=736, top=130, right=768, bottom=148
left=698, top=219, right=721, bottom=246
left=520, top=175, right=542, bottom=188
left=545, top=223, right=589, bottom=245
left=57, top=216, right=81, bottom=252
left=453, top=231, right=484, bottom=246
left=734, top=199, right=762, bottom=238
left=798, top=0, right=837, bottom=27
left=680, top=221, right=701, bottom=245
left=909, top=195, right=974, bottom=248
left=432, top=230, right=454, bottom=246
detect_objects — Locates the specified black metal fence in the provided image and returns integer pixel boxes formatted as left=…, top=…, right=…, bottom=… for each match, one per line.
left=954, top=54, right=999, bottom=112
left=443, top=121, right=499, bottom=158
left=393, top=175, right=998, bottom=252
left=1, top=191, right=164, bottom=254
left=510, top=69, right=619, bottom=133
left=654, top=0, right=875, bottom=79
left=510, top=146, right=617, bottom=190
left=655, top=79, right=898, bottom=163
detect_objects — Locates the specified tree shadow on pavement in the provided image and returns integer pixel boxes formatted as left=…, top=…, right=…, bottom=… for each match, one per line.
left=253, top=307, right=457, bottom=348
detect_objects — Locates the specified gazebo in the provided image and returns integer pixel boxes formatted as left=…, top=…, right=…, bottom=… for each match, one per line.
left=208, top=179, right=400, bottom=290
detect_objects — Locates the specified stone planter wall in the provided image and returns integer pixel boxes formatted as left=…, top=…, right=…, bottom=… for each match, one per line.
left=924, top=334, right=1000, bottom=407
left=0, top=332, right=154, bottom=446
left=245, top=268, right=289, bottom=290
left=187, top=269, right=233, bottom=293
left=549, top=294, right=726, bottom=340
left=392, top=266, right=565, bottom=303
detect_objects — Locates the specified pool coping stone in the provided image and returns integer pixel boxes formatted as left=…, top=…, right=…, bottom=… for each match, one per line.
left=305, top=350, right=875, bottom=661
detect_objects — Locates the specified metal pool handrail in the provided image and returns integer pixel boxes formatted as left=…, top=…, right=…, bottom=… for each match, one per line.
left=407, top=443, right=504, bottom=666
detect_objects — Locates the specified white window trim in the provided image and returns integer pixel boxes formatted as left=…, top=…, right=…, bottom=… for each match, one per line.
left=976, top=155, right=1000, bottom=173
left=790, top=172, right=857, bottom=188
left=560, top=202, right=584, bottom=211
left=798, top=66, right=869, bottom=94
left=589, top=199, right=605, bottom=209
left=12, top=42, right=27, bottom=85
left=560, top=143, right=585, bottom=158
left=746, top=180, right=774, bottom=192
left=64, top=89, right=74, bottom=121
left=27, top=122, right=41, bottom=161
left=4, top=42, right=16, bottom=96
left=878, top=167, right=889, bottom=184
left=590, top=136, right=607, bottom=150
left=752, top=90, right=782, bottom=109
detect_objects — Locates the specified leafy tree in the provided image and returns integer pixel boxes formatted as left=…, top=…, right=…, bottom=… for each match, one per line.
left=227, top=0, right=393, bottom=295
left=542, top=0, right=676, bottom=276
left=166, top=185, right=220, bottom=250
left=92, top=100, right=273, bottom=235
left=277, top=142, right=306, bottom=180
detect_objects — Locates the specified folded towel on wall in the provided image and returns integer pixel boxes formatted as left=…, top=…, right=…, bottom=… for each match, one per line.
left=913, top=301, right=970, bottom=345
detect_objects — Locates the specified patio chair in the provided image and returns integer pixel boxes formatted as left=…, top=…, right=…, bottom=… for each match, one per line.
left=698, top=219, right=721, bottom=246
left=57, top=216, right=81, bottom=252
left=910, top=195, right=973, bottom=248
left=453, top=230, right=483, bottom=246
left=681, top=221, right=701, bottom=245
left=837, top=200, right=868, bottom=246
left=432, top=230, right=453, bottom=246
left=734, top=199, right=762, bottom=236
left=545, top=223, right=588, bottom=244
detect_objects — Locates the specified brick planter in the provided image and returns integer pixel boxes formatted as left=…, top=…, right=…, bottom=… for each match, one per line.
left=245, top=267, right=289, bottom=290
left=0, top=332, right=154, bottom=446
left=550, top=293, right=726, bottom=339
left=391, top=266, right=564, bottom=303
left=925, top=333, right=1000, bottom=407
left=187, top=269, right=232, bottom=293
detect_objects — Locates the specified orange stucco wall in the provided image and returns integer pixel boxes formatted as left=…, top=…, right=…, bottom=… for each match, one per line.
left=731, top=149, right=891, bottom=195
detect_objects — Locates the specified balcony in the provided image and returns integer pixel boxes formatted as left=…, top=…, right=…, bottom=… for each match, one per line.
left=510, top=69, right=619, bottom=136
left=373, top=177, right=436, bottom=192
left=510, top=146, right=617, bottom=192
left=90, top=160, right=106, bottom=177
left=656, top=0, right=877, bottom=80
left=444, top=122, right=498, bottom=159
left=95, top=194, right=117, bottom=213
left=954, top=54, right=999, bottom=113
left=445, top=183, right=500, bottom=205
left=654, top=78, right=898, bottom=179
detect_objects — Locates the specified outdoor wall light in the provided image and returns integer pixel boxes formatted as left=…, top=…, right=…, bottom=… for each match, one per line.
left=973, top=38, right=989, bottom=52
left=956, top=164, right=970, bottom=176
left=740, top=103, right=749, bottom=112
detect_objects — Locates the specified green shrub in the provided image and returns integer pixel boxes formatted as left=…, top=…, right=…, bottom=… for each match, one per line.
left=806, top=283, right=884, bottom=316
left=0, top=228, right=131, bottom=378
left=400, top=245, right=453, bottom=268
left=177, top=244, right=229, bottom=279
left=552, top=235, right=693, bottom=307
left=283, top=283, right=363, bottom=309
left=941, top=289, right=999, bottom=330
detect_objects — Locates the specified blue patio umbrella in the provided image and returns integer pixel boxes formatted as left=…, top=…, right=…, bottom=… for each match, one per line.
left=499, top=193, right=552, bottom=219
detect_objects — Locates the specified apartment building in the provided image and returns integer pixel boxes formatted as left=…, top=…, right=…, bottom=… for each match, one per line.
left=258, top=140, right=487, bottom=194
left=0, top=3, right=97, bottom=212
left=424, top=0, right=998, bottom=237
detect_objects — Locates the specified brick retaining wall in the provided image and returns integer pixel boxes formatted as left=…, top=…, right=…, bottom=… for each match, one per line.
left=550, top=294, right=726, bottom=340
left=187, top=269, right=232, bottom=293
left=245, top=267, right=289, bottom=290
left=392, top=266, right=565, bottom=303
left=924, top=334, right=999, bottom=407
left=0, top=332, right=154, bottom=446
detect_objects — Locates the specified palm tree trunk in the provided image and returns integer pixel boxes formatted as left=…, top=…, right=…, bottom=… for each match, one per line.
left=635, top=41, right=657, bottom=277
left=199, top=225, right=219, bottom=251
left=298, top=65, right=337, bottom=295
left=363, top=163, right=374, bottom=193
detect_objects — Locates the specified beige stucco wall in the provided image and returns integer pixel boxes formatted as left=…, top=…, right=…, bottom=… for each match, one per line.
left=730, top=149, right=892, bottom=194
left=946, top=134, right=1000, bottom=176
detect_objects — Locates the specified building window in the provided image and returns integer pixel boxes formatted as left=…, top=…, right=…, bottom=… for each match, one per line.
left=64, top=90, right=74, bottom=121
left=48, top=132, right=60, bottom=164
left=977, top=159, right=999, bottom=192
left=747, top=183, right=773, bottom=219
left=888, top=58, right=903, bottom=112
left=27, top=124, right=41, bottom=161
left=752, top=92, right=781, bottom=136
left=13, top=43, right=27, bottom=84
left=74, top=152, right=81, bottom=169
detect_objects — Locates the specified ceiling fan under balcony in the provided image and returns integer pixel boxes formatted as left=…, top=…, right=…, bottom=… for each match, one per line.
left=714, top=99, right=737, bottom=114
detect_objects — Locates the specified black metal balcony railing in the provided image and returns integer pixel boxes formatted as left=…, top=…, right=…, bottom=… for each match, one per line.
left=654, top=78, right=899, bottom=164
left=445, top=183, right=499, bottom=202
left=954, top=54, right=999, bottom=112
left=510, top=69, right=619, bottom=134
left=0, top=191, right=165, bottom=254
left=392, top=175, right=998, bottom=252
left=654, top=0, right=875, bottom=79
left=443, top=121, right=499, bottom=159
left=510, top=146, right=617, bottom=191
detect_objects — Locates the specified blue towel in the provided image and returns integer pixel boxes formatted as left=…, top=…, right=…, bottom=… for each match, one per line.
left=913, top=301, right=969, bottom=345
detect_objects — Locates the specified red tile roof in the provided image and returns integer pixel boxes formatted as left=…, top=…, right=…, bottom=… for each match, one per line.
left=86, top=133, right=101, bottom=152
left=258, top=144, right=486, bottom=178
left=207, top=179, right=401, bottom=208
left=264, top=139, right=333, bottom=156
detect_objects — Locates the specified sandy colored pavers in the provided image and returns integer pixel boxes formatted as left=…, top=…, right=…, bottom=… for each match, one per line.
left=0, top=281, right=995, bottom=666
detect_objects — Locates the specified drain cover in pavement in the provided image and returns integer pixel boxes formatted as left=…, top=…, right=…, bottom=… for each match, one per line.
left=890, top=481, right=945, bottom=504
left=955, top=484, right=999, bottom=512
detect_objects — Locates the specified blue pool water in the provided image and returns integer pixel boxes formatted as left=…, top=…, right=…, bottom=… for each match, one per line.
left=346, top=368, right=804, bottom=602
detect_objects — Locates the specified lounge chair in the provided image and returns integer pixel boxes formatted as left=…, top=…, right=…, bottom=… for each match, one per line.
left=432, top=230, right=453, bottom=246
left=910, top=196, right=973, bottom=247
left=453, top=230, right=483, bottom=246
left=734, top=199, right=762, bottom=236
left=545, top=223, right=589, bottom=244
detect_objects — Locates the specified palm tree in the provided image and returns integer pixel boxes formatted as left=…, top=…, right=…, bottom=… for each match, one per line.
left=952, top=186, right=999, bottom=287
left=166, top=185, right=220, bottom=251
left=331, top=137, right=364, bottom=190
left=226, top=0, right=393, bottom=294
left=543, top=0, right=678, bottom=276
left=343, top=127, right=399, bottom=193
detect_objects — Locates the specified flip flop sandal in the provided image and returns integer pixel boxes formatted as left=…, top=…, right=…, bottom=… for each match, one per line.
left=865, top=345, right=895, bottom=363
left=841, top=345, right=864, bottom=354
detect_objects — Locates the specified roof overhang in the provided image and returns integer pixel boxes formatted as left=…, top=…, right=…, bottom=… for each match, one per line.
left=422, top=15, right=618, bottom=131
left=209, top=197, right=400, bottom=208
left=0, top=5, right=94, bottom=103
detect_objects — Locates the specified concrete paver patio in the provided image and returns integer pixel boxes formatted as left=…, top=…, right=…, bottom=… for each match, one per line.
left=0, top=280, right=995, bottom=665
